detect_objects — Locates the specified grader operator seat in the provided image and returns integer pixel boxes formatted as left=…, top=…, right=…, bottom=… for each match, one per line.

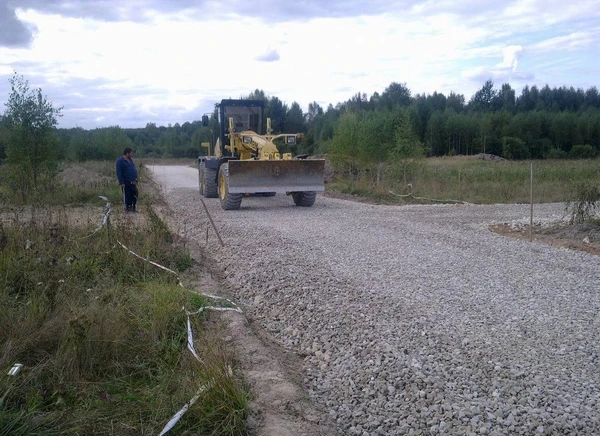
left=232, top=115, right=245, bottom=131
left=223, top=105, right=262, bottom=134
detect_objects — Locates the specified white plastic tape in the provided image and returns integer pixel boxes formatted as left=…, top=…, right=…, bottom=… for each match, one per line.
left=186, top=315, right=201, bottom=362
left=116, top=239, right=243, bottom=313
left=160, top=304, right=244, bottom=435
left=388, top=190, right=472, bottom=205
left=201, top=293, right=240, bottom=308
left=116, top=240, right=181, bottom=277
left=184, top=305, right=242, bottom=363
left=81, top=197, right=112, bottom=239
left=186, top=306, right=243, bottom=316
left=91, top=197, right=248, bottom=435
left=7, top=363, right=23, bottom=376
left=158, top=386, right=206, bottom=436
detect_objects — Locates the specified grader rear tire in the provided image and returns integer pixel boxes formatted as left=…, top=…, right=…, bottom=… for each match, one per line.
left=198, top=161, right=204, bottom=194
left=218, top=163, right=243, bottom=210
left=292, top=191, right=317, bottom=207
left=199, top=161, right=218, bottom=198
left=204, top=167, right=218, bottom=198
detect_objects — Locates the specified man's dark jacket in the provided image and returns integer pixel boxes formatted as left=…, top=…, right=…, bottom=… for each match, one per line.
left=116, top=156, right=138, bottom=185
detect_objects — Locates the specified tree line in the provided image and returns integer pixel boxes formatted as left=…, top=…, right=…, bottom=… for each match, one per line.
left=315, top=80, right=600, bottom=162
left=99, top=80, right=599, bottom=162
left=2, top=75, right=600, bottom=173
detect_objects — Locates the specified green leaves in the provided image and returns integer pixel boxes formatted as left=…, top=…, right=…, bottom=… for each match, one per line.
left=2, top=73, right=62, bottom=199
left=331, top=108, right=423, bottom=165
left=5, top=73, right=62, bottom=130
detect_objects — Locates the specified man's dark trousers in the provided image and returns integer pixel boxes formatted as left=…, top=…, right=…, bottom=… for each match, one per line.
left=123, top=183, right=138, bottom=211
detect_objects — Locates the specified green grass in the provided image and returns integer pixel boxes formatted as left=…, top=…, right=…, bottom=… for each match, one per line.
left=0, top=160, right=162, bottom=207
left=0, top=171, right=249, bottom=435
left=329, top=157, right=600, bottom=204
left=0, top=161, right=125, bottom=206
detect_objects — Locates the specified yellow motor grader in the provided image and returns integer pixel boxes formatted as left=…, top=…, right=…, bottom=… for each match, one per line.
left=198, top=99, right=325, bottom=210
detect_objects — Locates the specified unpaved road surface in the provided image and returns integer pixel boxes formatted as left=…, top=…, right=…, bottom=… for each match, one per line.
left=149, top=165, right=600, bottom=435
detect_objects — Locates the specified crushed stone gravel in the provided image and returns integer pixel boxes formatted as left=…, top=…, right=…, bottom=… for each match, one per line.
left=149, top=165, right=600, bottom=435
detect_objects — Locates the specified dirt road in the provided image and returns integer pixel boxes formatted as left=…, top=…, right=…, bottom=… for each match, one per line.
left=148, top=164, right=600, bottom=435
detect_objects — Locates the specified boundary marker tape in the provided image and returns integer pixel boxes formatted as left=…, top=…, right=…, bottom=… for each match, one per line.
left=86, top=196, right=243, bottom=435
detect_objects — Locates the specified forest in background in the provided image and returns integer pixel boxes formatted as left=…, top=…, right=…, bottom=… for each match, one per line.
left=1, top=79, right=600, bottom=164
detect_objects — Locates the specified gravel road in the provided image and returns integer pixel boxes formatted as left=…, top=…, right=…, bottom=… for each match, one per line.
left=149, top=165, right=600, bottom=435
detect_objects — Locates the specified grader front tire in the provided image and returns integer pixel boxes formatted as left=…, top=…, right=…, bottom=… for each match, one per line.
left=292, top=191, right=317, bottom=207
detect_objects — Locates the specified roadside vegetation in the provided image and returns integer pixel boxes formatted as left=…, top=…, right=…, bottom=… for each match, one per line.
left=0, top=197, right=249, bottom=434
left=566, top=181, right=600, bottom=225
left=0, top=203, right=249, bottom=434
left=0, top=74, right=248, bottom=435
left=327, top=157, right=600, bottom=206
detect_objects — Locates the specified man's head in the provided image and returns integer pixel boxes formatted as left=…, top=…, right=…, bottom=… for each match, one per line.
left=123, top=147, right=133, bottom=158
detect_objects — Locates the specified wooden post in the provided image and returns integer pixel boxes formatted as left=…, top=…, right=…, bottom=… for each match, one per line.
left=458, top=170, right=461, bottom=202
left=530, top=162, right=533, bottom=243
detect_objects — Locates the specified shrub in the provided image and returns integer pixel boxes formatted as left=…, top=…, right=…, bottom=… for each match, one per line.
left=569, top=144, right=596, bottom=159
left=565, top=181, right=600, bottom=224
left=530, top=138, right=553, bottom=159
left=547, top=148, right=568, bottom=159
left=502, top=137, right=530, bottom=160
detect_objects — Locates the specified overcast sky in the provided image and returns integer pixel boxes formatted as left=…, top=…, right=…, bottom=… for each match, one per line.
left=1, top=0, right=598, bottom=129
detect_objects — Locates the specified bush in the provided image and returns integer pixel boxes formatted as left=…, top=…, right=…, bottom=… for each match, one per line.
left=530, top=138, right=553, bottom=159
left=485, top=136, right=503, bottom=157
left=502, top=137, right=530, bottom=160
left=565, top=181, right=600, bottom=224
left=547, top=148, right=568, bottom=159
left=569, top=144, right=596, bottom=159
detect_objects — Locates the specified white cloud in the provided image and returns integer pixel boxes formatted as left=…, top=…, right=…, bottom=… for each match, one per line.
left=255, top=48, right=280, bottom=62
left=0, top=1, right=598, bottom=127
left=531, top=31, right=598, bottom=52
left=461, top=44, right=532, bottom=86
left=500, top=45, right=523, bottom=71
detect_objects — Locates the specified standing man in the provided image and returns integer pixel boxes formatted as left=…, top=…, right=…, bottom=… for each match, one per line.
left=116, top=147, right=138, bottom=212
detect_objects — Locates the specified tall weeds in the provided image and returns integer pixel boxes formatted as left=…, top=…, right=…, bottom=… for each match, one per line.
left=565, top=182, right=600, bottom=224
left=0, top=202, right=248, bottom=434
left=329, top=158, right=600, bottom=204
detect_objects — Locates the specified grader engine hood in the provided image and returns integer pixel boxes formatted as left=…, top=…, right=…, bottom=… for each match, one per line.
left=226, top=159, right=325, bottom=194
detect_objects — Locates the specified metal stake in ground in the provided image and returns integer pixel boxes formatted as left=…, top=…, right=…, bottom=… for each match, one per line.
left=200, top=198, right=225, bottom=247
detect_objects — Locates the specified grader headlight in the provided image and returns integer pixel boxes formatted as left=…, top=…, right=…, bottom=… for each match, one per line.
left=286, top=135, right=296, bottom=145
left=243, top=136, right=253, bottom=144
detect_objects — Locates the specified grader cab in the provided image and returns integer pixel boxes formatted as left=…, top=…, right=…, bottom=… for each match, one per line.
left=198, top=99, right=325, bottom=210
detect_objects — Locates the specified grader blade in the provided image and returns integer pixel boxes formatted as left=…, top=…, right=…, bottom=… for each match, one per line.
left=227, top=159, right=325, bottom=194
